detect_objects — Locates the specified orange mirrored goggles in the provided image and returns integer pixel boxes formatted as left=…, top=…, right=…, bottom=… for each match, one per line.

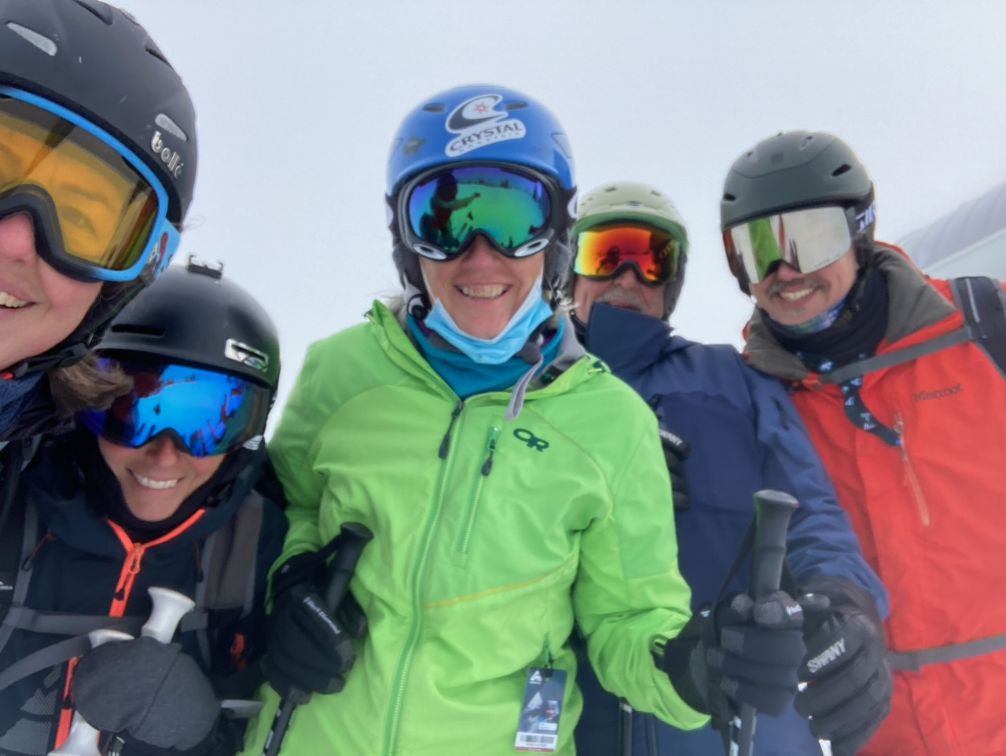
left=0, top=87, right=178, bottom=282
left=573, top=223, right=679, bottom=285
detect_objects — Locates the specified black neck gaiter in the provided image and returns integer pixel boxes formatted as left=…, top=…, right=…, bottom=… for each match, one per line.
left=767, top=262, right=889, bottom=369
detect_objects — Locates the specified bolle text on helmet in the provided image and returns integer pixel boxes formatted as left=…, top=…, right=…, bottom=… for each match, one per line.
left=150, top=130, right=184, bottom=180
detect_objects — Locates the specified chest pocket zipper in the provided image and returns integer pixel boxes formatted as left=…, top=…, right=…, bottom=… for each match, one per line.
left=456, top=426, right=500, bottom=556
left=894, top=412, right=931, bottom=527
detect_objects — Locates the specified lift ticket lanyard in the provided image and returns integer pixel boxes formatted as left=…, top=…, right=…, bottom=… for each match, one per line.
left=515, top=667, right=567, bottom=753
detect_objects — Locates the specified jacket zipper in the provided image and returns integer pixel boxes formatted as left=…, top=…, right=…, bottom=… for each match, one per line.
left=457, top=426, right=500, bottom=555
left=383, top=404, right=464, bottom=755
left=894, top=412, right=931, bottom=526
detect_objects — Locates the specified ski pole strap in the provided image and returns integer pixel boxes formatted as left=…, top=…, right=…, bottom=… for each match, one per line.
left=888, top=632, right=1006, bottom=672
left=818, top=327, right=972, bottom=385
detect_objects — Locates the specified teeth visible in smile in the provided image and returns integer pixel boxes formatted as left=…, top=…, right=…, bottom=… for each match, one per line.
left=779, top=288, right=815, bottom=302
left=0, top=291, right=29, bottom=308
left=131, top=472, right=180, bottom=490
left=459, top=285, right=506, bottom=299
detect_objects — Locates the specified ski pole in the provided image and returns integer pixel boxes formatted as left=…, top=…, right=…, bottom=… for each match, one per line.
left=727, top=489, right=799, bottom=756
left=50, top=587, right=195, bottom=756
left=262, top=522, right=374, bottom=756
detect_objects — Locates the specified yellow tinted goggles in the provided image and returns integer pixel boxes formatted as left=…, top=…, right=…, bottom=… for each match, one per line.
left=0, top=88, right=177, bottom=282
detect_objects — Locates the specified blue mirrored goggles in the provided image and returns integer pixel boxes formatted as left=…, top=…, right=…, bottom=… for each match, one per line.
left=78, top=357, right=272, bottom=457
left=0, top=86, right=179, bottom=283
left=397, top=164, right=560, bottom=260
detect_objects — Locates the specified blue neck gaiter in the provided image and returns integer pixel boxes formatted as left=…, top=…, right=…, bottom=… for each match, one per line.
left=408, top=314, right=564, bottom=399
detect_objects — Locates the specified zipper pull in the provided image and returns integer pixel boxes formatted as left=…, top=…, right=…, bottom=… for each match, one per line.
left=438, top=400, right=464, bottom=459
left=481, top=426, right=501, bottom=476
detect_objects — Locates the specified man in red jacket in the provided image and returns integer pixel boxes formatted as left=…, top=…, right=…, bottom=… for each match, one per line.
left=719, top=130, right=1006, bottom=754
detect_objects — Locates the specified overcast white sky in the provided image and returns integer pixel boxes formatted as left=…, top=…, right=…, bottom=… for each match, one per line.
left=117, top=0, right=1006, bottom=412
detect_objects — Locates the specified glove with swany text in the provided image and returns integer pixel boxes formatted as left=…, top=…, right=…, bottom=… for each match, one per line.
left=656, top=591, right=806, bottom=729
left=795, top=577, right=892, bottom=756
left=658, top=427, right=691, bottom=511
left=73, top=637, right=220, bottom=752
left=263, top=548, right=367, bottom=699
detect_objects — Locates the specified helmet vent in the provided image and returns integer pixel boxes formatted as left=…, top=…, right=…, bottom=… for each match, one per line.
left=832, top=164, right=852, bottom=177
left=723, top=192, right=736, bottom=202
left=505, top=101, right=528, bottom=110
left=6, top=23, right=57, bottom=57
left=156, top=113, right=189, bottom=142
left=71, top=0, right=115, bottom=26
left=423, top=103, right=446, bottom=113
left=109, top=323, right=164, bottom=338
left=145, top=43, right=171, bottom=68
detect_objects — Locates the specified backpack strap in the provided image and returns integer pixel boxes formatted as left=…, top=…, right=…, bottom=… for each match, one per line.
left=183, top=492, right=264, bottom=666
left=820, top=276, right=1006, bottom=385
left=950, top=276, right=1006, bottom=379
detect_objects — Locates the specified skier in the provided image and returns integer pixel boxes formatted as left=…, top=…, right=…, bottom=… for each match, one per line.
left=720, top=131, right=1006, bottom=753
left=0, top=0, right=196, bottom=508
left=568, top=180, right=892, bottom=755
left=0, top=260, right=286, bottom=754
left=242, top=85, right=808, bottom=755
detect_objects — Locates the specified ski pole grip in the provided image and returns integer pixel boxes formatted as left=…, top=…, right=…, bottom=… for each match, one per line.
left=750, top=489, right=799, bottom=599
left=324, top=522, right=374, bottom=614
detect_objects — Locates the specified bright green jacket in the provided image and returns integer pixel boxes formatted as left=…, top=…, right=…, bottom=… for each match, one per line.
left=242, top=303, right=706, bottom=755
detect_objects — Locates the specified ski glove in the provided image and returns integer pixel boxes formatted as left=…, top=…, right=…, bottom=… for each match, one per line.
left=658, top=427, right=690, bottom=511
left=656, top=591, right=806, bottom=729
left=73, top=636, right=220, bottom=753
left=795, top=577, right=892, bottom=756
left=263, top=548, right=366, bottom=699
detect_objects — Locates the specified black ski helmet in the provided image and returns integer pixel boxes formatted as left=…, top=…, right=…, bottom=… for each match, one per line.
left=720, top=131, right=875, bottom=293
left=98, top=259, right=280, bottom=401
left=0, top=0, right=198, bottom=374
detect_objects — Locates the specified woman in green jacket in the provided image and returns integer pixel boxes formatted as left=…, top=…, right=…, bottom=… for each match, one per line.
left=243, top=85, right=806, bottom=756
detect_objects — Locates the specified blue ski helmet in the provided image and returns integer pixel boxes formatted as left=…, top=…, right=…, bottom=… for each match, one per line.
left=387, top=84, right=576, bottom=302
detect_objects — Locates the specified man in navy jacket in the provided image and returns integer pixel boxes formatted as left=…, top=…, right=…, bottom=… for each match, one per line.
left=569, top=181, right=892, bottom=756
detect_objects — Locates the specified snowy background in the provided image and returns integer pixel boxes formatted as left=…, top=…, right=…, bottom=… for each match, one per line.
left=114, top=0, right=1006, bottom=416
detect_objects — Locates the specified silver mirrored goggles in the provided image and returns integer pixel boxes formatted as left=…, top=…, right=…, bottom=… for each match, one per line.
left=724, top=203, right=873, bottom=285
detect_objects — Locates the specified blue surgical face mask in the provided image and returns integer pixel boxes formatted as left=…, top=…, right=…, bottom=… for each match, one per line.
left=423, top=274, right=553, bottom=365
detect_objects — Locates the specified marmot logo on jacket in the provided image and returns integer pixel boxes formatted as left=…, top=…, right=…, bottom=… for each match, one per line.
left=912, top=383, right=963, bottom=403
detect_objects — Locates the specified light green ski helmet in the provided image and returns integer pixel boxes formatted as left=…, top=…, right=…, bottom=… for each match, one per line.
left=570, top=181, right=689, bottom=319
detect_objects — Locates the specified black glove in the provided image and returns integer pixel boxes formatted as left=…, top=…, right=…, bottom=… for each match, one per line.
left=263, top=548, right=367, bottom=700
left=658, top=427, right=690, bottom=511
left=656, top=591, right=806, bottom=730
left=73, top=637, right=220, bottom=753
left=795, top=577, right=892, bottom=755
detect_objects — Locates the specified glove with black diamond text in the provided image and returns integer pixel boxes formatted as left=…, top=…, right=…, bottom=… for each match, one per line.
left=263, top=547, right=367, bottom=699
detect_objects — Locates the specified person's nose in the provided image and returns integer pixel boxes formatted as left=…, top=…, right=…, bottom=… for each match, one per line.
left=612, top=265, right=640, bottom=288
left=772, top=261, right=804, bottom=282
left=145, top=434, right=184, bottom=467
left=0, top=212, right=39, bottom=263
left=462, top=234, right=501, bottom=265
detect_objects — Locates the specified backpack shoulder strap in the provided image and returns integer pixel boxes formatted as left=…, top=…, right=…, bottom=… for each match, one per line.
left=951, top=276, right=1006, bottom=379
left=183, top=492, right=264, bottom=666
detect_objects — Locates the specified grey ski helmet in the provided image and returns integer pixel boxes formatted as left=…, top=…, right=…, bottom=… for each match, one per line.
left=570, top=181, right=689, bottom=319
left=720, top=131, right=875, bottom=293
left=0, top=0, right=197, bottom=374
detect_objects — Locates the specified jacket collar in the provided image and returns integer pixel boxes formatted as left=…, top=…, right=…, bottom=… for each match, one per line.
left=581, top=303, right=677, bottom=380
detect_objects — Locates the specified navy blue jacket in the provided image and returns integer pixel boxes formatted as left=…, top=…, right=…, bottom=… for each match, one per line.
left=0, top=434, right=287, bottom=756
left=574, top=305, right=888, bottom=756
